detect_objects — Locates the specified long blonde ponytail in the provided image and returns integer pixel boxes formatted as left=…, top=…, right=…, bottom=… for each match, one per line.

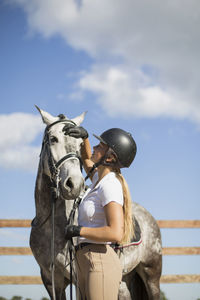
left=115, top=170, right=134, bottom=244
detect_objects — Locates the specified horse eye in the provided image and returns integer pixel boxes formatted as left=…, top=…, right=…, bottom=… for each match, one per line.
left=50, top=136, right=58, bottom=144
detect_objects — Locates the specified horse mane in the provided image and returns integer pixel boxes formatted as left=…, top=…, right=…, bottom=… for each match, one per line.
left=57, top=114, right=66, bottom=120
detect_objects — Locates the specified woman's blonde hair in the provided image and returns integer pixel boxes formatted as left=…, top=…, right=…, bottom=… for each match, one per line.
left=114, top=169, right=134, bottom=244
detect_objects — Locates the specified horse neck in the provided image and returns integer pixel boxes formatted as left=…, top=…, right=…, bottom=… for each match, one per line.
left=34, top=165, right=76, bottom=222
left=34, top=167, right=52, bottom=218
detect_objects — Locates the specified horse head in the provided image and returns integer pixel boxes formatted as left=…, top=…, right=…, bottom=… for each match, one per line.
left=36, top=106, right=85, bottom=200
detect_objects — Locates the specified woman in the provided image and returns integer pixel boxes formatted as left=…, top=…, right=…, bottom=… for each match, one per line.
left=65, top=127, right=137, bottom=300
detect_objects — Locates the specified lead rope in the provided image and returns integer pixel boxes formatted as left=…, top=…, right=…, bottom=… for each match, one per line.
left=69, top=240, right=73, bottom=300
left=51, top=161, right=101, bottom=300
left=67, top=196, right=82, bottom=300
left=67, top=165, right=101, bottom=300
left=59, top=163, right=101, bottom=300
left=50, top=175, right=60, bottom=300
left=51, top=197, right=56, bottom=300
left=67, top=160, right=101, bottom=300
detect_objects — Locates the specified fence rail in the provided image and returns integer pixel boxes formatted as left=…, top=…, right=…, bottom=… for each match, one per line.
left=1, top=246, right=200, bottom=256
left=0, top=219, right=200, bottom=284
left=0, top=274, right=200, bottom=285
left=1, top=219, right=200, bottom=228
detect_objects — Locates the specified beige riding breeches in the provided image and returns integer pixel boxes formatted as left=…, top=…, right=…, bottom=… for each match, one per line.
left=75, top=243, right=122, bottom=300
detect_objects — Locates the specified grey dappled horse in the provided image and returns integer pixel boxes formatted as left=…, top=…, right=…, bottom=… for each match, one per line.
left=30, top=107, right=162, bottom=300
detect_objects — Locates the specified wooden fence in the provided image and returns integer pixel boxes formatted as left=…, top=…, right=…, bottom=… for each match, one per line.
left=0, top=219, right=200, bottom=285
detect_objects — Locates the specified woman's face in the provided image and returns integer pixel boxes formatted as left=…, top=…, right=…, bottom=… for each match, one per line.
left=91, top=142, right=109, bottom=164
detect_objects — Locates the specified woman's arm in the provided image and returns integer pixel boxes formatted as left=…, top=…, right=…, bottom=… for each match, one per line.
left=80, top=201, right=124, bottom=243
left=81, top=138, right=96, bottom=180
left=66, top=126, right=96, bottom=180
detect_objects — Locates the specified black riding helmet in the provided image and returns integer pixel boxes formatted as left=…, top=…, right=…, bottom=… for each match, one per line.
left=93, top=128, right=137, bottom=168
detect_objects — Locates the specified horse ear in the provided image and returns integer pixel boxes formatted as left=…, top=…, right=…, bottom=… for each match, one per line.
left=35, top=105, right=59, bottom=125
left=71, top=111, right=87, bottom=126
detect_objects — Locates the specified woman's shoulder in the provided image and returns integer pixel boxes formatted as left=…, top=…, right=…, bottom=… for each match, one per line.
left=102, top=172, right=119, bottom=182
left=99, top=172, right=122, bottom=190
left=99, top=172, right=123, bottom=206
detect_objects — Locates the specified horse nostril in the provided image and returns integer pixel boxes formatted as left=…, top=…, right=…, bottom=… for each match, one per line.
left=65, top=177, right=74, bottom=189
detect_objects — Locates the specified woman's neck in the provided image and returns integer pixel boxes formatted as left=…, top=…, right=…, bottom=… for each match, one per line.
left=97, top=165, right=113, bottom=181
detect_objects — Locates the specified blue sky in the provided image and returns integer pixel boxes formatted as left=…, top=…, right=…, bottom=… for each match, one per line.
left=0, top=0, right=200, bottom=299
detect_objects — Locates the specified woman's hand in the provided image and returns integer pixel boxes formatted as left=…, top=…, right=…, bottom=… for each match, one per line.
left=65, top=126, right=88, bottom=139
left=65, top=225, right=82, bottom=240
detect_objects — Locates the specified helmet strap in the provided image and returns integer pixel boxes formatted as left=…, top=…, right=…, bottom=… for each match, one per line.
left=85, top=149, right=121, bottom=181
left=84, top=157, right=105, bottom=181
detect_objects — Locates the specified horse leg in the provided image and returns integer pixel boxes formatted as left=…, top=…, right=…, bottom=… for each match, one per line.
left=135, top=256, right=162, bottom=300
left=41, top=268, right=68, bottom=300
left=119, top=270, right=148, bottom=300
left=118, top=275, right=132, bottom=299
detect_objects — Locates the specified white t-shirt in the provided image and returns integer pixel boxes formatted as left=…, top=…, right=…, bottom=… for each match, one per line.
left=78, top=171, right=124, bottom=244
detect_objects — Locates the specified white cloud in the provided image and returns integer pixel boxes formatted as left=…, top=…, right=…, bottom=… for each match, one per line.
left=10, top=0, right=200, bottom=124
left=0, top=113, right=44, bottom=172
left=77, top=65, right=200, bottom=123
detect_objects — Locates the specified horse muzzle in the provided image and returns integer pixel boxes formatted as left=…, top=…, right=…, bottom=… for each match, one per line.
left=59, top=173, right=85, bottom=200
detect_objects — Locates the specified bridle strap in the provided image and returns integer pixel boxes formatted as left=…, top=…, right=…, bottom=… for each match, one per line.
left=46, top=119, right=76, bottom=131
left=55, top=153, right=81, bottom=169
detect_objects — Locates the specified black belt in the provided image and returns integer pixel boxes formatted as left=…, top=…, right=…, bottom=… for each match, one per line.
left=74, top=242, right=118, bottom=252
left=75, top=242, right=92, bottom=252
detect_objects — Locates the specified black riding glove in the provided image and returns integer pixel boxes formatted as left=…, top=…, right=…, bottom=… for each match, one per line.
left=65, top=225, right=82, bottom=240
left=65, top=126, right=88, bottom=139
